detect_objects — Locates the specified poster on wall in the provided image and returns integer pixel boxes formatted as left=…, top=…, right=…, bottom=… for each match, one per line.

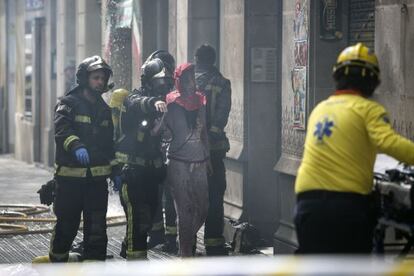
left=292, top=68, right=307, bottom=129
left=292, top=0, right=308, bottom=130
left=294, top=40, right=308, bottom=67
left=294, top=0, right=308, bottom=41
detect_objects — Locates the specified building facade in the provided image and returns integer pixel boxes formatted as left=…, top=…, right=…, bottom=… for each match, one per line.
left=1, top=0, right=413, bottom=253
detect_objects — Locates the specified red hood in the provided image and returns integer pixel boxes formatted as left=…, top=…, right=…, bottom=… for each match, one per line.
left=166, top=63, right=206, bottom=111
left=173, top=62, right=193, bottom=92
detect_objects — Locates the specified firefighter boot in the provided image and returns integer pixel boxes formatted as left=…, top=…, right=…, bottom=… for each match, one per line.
left=120, top=238, right=127, bottom=259
left=206, top=245, right=229, bottom=256
left=32, top=253, right=82, bottom=263
left=148, top=229, right=165, bottom=249
left=161, top=234, right=178, bottom=254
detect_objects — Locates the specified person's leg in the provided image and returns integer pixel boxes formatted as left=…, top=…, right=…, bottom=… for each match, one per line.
left=204, top=151, right=227, bottom=255
left=169, top=160, right=194, bottom=257
left=163, top=183, right=178, bottom=253
left=49, top=177, right=83, bottom=262
left=295, top=196, right=375, bottom=254
left=148, top=182, right=165, bottom=248
left=191, top=162, right=209, bottom=238
left=121, top=167, right=157, bottom=260
left=82, top=177, right=108, bottom=261
left=118, top=166, right=128, bottom=258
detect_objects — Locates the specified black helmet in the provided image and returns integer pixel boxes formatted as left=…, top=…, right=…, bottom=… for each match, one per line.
left=76, top=55, right=113, bottom=89
left=143, top=50, right=175, bottom=75
left=195, top=44, right=216, bottom=65
left=141, top=50, right=175, bottom=92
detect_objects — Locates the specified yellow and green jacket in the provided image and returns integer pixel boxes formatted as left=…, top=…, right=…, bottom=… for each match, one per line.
left=54, top=86, right=118, bottom=178
left=296, top=90, right=414, bottom=195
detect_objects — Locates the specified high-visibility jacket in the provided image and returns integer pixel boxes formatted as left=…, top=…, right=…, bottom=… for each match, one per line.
left=114, top=87, right=164, bottom=168
left=195, top=65, right=231, bottom=152
left=296, top=90, right=414, bottom=195
left=54, top=86, right=117, bottom=178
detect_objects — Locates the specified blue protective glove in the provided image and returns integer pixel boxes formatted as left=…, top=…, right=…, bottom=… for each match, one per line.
left=74, top=148, right=90, bottom=166
left=112, top=175, right=123, bottom=192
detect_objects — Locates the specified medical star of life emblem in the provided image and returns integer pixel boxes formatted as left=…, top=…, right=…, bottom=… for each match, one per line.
left=314, top=118, right=334, bottom=142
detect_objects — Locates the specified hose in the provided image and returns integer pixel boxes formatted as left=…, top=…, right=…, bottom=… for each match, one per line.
left=0, top=204, right=126, bottom=236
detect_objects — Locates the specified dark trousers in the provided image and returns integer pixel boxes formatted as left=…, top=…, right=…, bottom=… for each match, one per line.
left=120, top=165, right=164, bottom=259
left=50, top=176, right=108, bottom=262
left=204, top=150, right=227, bottom=252
left=294, top=190, right=377, bottom=254
left=151, top=182, right=177, bottom=236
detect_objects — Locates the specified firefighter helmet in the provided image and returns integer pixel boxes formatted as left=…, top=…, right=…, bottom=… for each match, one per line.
left=333, top=43, right=380, bottom=79
left=141, top=50, right=175, bottom=92
left=143, top=50, right=175, bottom=75
left=76, top=55, right=113, bottom=89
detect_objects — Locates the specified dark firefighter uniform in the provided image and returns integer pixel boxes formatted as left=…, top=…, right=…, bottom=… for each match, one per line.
left=51, top=85, right=117, bottom=262
left=116, top=87, right=167, bottom=259
left=195, top=64, right=231, bottom=255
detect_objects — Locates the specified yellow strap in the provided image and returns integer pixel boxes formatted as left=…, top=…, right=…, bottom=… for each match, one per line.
left=56, top=166, right=87, bottom=177
left=63, top=135, right=80, bottom=151
left=90, top=165, right=112, bottom=177
left=74, top=115, right=91, bottom=123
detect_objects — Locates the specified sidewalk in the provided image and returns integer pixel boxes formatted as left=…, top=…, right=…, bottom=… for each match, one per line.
left=0, top=154, right=184, bottom=264
left=0, top=154, right=53, bottom=204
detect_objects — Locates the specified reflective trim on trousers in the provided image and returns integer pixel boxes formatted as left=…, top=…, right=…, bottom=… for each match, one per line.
left=165, top=226, right=177, bottom=235
left=151, top=220, right=164, bottom=231
left=122, top=184, right=135, bottom=256
left=126, top=249, right=147, bottom=260
left=204, top=237, right=225, bottom=247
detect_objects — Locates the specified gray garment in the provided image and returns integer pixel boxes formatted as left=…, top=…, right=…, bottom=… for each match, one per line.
left=168, top=159, right=209, bottom=257
left=165, top=103, right=209, bottom=163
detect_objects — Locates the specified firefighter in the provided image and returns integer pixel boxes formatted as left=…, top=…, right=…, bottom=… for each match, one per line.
left=115, top=50, right=174, bottom=260
left=294, top=43, right=414, bottom=254
left=165, top=63, right=210, bottom=257
left=145, top=51, right=178, bottom=254
left=34, top=56, right=120, bottom=263
left=194, top=44, right=231, bottom=255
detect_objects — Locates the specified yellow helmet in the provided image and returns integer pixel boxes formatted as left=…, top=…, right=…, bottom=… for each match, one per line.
left=333, top=43, right=380, bottom=79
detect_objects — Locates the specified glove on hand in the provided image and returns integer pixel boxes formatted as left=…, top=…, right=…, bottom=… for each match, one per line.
left=75, top=148, right=90, bottom=166
left=37, top=179, right=56, bottom=206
